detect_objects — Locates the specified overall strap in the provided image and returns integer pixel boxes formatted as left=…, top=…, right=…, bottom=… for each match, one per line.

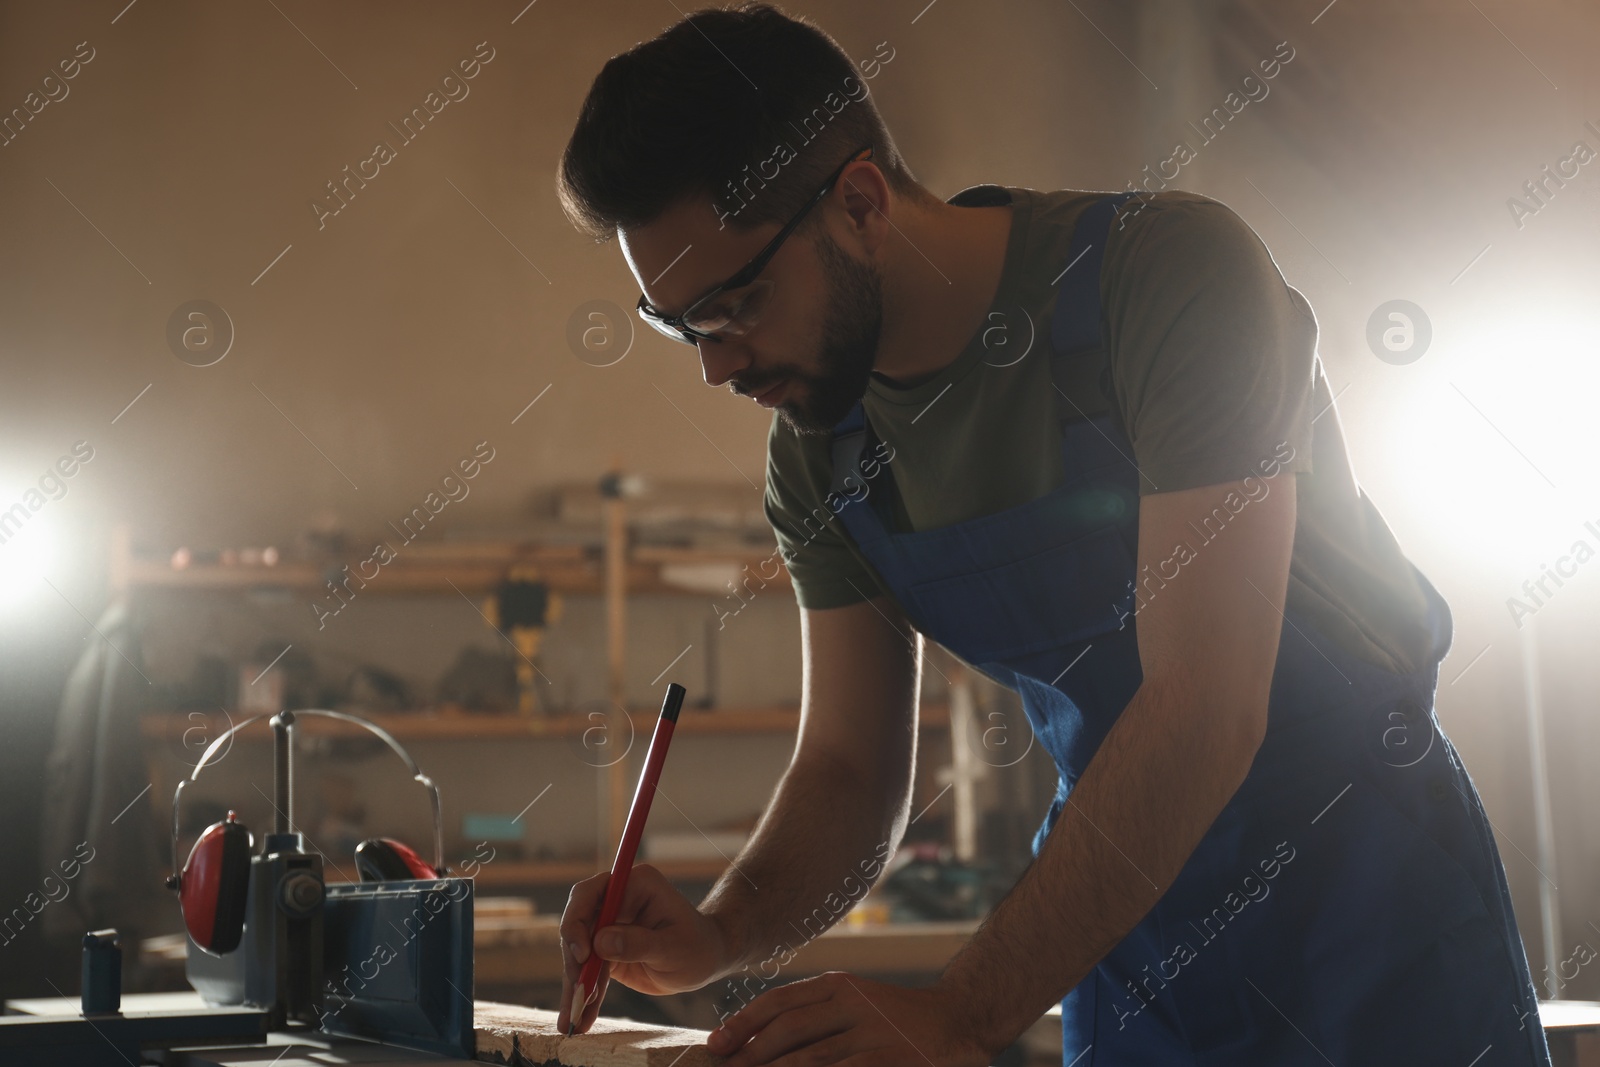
left=830, top=189, right=1139, bottom=504
left=828, top=397, right=871, bottom=500
left=1049, top=191, right=1140, bottom=419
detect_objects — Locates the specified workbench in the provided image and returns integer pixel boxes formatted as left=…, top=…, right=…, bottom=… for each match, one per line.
left=139, top=922, right=1600, bottom=1064
left=11, top=990, right=1600, bottom=1065
left=4, top=992, right=722, bottom=1067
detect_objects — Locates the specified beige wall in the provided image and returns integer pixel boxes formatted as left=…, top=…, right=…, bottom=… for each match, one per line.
left=0, top=0, right=1142, bottom=550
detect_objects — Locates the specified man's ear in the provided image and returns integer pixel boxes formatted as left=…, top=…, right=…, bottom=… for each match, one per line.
left=834, top=161, right=893, bottom=255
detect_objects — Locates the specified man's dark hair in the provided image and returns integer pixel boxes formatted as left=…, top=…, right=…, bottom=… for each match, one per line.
left=559, top=2, right=929, bottom=241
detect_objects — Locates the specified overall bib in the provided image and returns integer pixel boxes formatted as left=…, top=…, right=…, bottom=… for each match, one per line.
left=828, top=193, right=1551, bottom=1065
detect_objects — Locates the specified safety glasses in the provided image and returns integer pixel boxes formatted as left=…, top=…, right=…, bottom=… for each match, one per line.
left=636, top=145, right=873, bottom=345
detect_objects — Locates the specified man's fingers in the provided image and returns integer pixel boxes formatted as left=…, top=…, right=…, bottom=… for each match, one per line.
left=723, top=1003, right=850, bottom=1067
left=560, top=872, right=613, bottom=971
left=763, top=1033, right=863, bottom=1067
left=711, top=974, right=841, bottom=1054
left=613, top=863, right=670, bottom=923
left=558, top=870, right=614, bottom=1033
left=562, top=865, right=677, bottom=974
left=591, top=921, right=671, bottom=965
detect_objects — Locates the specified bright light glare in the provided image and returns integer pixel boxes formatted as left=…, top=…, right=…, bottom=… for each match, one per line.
left=1377, top=308, right=1600, bottom=573
left=0, top=527, right=56, bottom=608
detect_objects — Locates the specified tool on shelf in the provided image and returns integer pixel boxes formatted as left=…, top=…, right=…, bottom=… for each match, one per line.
left=487, top=568, right=562, bottom=715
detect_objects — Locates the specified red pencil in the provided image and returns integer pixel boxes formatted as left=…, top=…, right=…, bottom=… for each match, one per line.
left=570, top=682, right=686, bottom=1034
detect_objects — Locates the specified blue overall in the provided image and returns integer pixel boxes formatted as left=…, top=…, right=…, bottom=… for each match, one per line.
left=828, top=193, right=1551, bottom=1064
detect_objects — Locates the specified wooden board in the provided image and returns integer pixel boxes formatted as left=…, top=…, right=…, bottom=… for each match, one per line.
left=474, top=1002, right=721, bottom=1067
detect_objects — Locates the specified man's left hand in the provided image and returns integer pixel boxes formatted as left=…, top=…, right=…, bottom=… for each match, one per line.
left=707, top=972, right=994, bottom=1067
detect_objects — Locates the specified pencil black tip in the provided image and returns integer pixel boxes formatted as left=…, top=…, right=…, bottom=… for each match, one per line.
left=661, top=682, right=686, bottom=722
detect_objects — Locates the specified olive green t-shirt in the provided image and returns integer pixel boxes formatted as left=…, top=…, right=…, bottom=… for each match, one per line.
left=763, top=185, right=1440, bottom=675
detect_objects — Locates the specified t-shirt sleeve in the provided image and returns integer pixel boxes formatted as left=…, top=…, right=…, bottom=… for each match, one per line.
left=1102, top=194, right=1316, bottom=495
left=763, top=418, right=885, bottom=609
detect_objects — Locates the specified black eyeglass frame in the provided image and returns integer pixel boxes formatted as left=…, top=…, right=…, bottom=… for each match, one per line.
left=636, top=145, right=875, bottom=345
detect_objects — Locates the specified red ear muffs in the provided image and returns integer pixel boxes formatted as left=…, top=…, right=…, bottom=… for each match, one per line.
left=354, top=837, right=436, bottom=882
left=179, top=811, right=253, bottom=955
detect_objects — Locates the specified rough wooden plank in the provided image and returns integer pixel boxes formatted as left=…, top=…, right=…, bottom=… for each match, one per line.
left=474, top=1001, right=722, bottom=1067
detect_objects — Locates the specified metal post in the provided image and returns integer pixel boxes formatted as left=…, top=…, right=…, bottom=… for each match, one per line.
left=948, top=660, right=979, bottom=864
left=1520, top=617, right=1561, bottom=995
left=81, top=929, right=121, bottom=1015
left=601, top=470, right=629, bottom=860
left=271, top=711, right=294, bottom=835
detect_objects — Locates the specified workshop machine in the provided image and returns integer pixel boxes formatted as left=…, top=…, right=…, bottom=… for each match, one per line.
left=0, top=709, right=476, bottom=1065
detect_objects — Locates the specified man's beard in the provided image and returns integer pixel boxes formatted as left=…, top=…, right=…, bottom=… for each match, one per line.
left=769, top=232, right=883, bottom=437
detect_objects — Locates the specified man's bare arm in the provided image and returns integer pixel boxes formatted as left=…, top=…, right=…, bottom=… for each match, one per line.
left=700, top=594, right=922, bottom=979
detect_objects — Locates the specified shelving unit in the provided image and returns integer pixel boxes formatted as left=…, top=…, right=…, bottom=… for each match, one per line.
left=110, top=532, right=789, bottom=597
left=113, top=485, right=974, bottom=893
left=110, top=489, right=785, bottom=861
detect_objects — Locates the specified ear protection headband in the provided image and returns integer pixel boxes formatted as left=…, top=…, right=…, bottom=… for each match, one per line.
left=166, top=709, right=446, bottom=955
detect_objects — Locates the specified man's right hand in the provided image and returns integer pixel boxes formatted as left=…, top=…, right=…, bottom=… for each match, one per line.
left=557, top=863, right=734, bottom=1034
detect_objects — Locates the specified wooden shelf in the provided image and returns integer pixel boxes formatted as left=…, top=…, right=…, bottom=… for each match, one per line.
left=461, top=857, right=733, bottom=889
left=140, top=704, right=951, bottom=742
left=314, top=857, right=732, bottom=888
left=114, top=539, right=789, bottom=597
